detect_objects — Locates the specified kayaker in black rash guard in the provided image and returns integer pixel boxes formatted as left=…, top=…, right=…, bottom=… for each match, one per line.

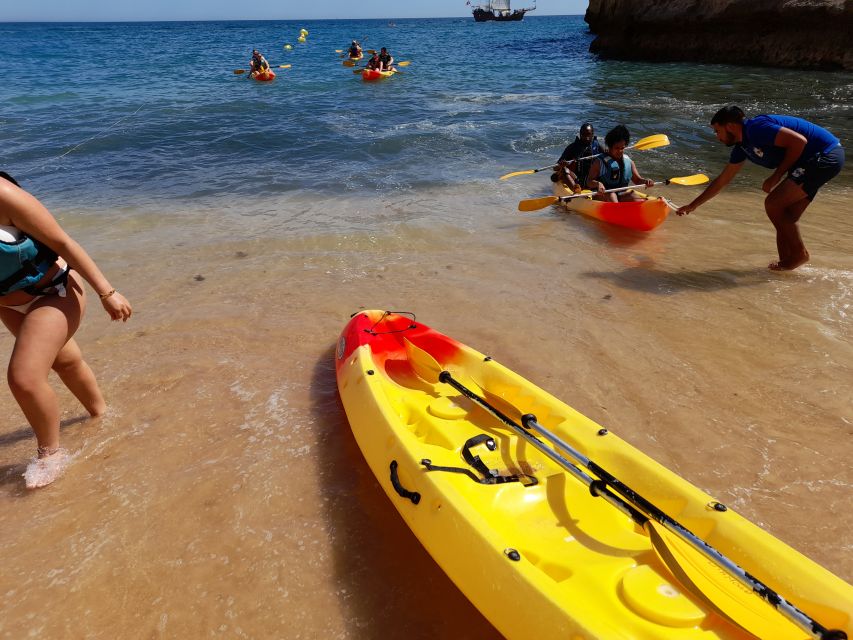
left=365, top=53, right=381, bottom=71
left=552, top=122, right=601, bottom=193
left=378, top=47, right=395, bottom=72
left=348, top=41, right=362, bottom=59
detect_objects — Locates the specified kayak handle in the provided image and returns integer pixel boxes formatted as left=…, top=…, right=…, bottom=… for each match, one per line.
left=389, top=460, right=421, bottom=505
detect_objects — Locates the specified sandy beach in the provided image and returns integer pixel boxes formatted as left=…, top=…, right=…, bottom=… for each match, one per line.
left=1, top=182, right=850, bottom=637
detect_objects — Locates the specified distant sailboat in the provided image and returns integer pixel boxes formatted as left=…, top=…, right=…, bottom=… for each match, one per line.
left=469, top=0, right=535, bottom=22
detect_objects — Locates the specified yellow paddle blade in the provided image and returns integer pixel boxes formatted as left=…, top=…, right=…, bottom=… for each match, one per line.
left=646, top=521, right=807, bottom=639
left=404, top=339, right=483, bottom=394
left=277, top=64, right=291, bottom=69
left=233, top=69, right=246, bottom=74
left=632, top=134, right=670, bottom=151
left=334, top=49, right=343, bottom=53
left=404, top=339, right=442, bottom=384
left=366, top=49, right=376, bottom=54
left=518, top=196, right=559, bottom=212
left=397, top=61, right=411, bottom=67
left=499, top=169, right=535, bottom=180
left=669, top=174, right=709, bottom=186
left=343, top=59, right=356, bottom=67
left=352, top=67, right=364, bottom=74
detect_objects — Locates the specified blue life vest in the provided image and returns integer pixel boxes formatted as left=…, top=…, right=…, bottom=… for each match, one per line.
left=0, top=231, right=58, bottom=296
left=598, top=154, right=633, bottom=189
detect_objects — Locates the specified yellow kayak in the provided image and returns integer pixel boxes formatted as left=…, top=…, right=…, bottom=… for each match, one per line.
left=335, top=310, right=852, bottom=640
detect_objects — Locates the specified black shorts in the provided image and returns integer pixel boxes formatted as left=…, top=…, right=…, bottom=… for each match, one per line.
left=788, top=145, right=844, bottom=200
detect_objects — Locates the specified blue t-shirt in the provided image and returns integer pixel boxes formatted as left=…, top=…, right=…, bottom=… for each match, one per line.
left=729, top=115, right=840, bottom=168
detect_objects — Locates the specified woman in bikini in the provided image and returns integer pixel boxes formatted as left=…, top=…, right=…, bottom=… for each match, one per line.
left=0, top=172, right=132, bottom=488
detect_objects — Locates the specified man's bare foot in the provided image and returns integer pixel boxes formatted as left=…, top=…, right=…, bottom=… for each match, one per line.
left=769, top=251, right=810, bottom=271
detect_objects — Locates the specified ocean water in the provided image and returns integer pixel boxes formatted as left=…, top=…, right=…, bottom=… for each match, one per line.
left=1, top=16, right=852, bottom=639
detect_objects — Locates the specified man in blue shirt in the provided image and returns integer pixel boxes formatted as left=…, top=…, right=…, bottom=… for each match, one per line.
left=677, top=105, right=844, bottom=270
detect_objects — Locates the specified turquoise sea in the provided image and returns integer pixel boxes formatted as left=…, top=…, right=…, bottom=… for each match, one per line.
left=2, top=16, right=851, bottom=214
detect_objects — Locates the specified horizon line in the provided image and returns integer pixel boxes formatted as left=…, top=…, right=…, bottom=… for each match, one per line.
left=0, top=14, right=584, bottom=24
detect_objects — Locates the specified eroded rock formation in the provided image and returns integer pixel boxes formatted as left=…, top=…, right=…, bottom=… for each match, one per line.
left=585, top=0, right=853, bottom=70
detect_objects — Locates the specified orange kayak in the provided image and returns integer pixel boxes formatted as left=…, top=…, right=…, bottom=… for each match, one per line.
left=362, top=69, right=395, bottom=81
left=252, top=70, right=276, bottom=81
left=553, top=182, right=670, bottom=231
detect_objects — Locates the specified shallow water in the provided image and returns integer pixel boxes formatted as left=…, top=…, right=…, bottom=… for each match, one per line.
left=1, top=15, right=852, bottom=639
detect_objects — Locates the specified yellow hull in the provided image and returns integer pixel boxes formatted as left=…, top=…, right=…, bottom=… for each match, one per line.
left=335, top=311, right=853, bottom=639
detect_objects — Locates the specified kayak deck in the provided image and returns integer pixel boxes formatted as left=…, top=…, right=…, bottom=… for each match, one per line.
left=335, top=310, right=852, bottom=640
left=553, top=182, right=670, bottom=231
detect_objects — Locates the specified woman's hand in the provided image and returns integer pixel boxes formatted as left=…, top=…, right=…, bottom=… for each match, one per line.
left=101, top=291, right=132, bottom=322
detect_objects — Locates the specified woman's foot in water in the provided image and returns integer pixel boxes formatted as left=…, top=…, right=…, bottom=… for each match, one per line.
left=24, top=448, right=71, bottom=489
left=769, top=250, right=810, bottom=271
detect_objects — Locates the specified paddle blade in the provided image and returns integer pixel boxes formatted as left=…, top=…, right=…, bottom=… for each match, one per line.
left=366, top=49, right=376, bottom=54
left=334, top=49, right=343, bottom=53
left=518, top=196, right=559, bottom=212
left=499, top=169, right=535, bottom=180
left=669, top=174, right=709, bottom=186
left=352, top=67, right=364, bottom=74
left=397, top=61, right=411, bottom=67
left=343, top=59, right=356, bottom=67
left=233, top=69, right=246, bottom=74
left=646, top=522, right=806, bottom=640
left=277, top=64, right=291, bottom=69
left=632, top=134, right=670, bottom=151
left=404, top=339, right=442, bottom=384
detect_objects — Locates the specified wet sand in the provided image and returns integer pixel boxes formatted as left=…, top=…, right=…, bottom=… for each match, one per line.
left=1, top=185, right=851, bottom=638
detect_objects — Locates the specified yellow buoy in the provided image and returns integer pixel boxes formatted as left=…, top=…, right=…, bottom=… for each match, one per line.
left=297, top=37, right=306, bottom=43
left=284, top=44, right=293, bottom=50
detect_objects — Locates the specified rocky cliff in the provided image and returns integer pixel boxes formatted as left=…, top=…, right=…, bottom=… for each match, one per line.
left=585, top=0, right=853, bottom=70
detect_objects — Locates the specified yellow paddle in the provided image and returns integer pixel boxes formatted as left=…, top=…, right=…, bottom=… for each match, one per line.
left=404, top=338, right=843, bottom=640
left=234, top=64, right=291, bottom=75
left=517, top=174, right=709, bottom=212
left=499, top=134, right=670, bottom=181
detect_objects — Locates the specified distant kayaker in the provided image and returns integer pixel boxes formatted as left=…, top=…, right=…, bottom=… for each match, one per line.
left=553, top=123, right=602, bottom=193
left=365, top=53, right=381, bottom=71
left=677, top=106, right=844, bottom=271
left=378, top=47, right=395, bottom=72
left=348, top=41, right=362, bottom=59
left=249, top=49, right=270, bottom=77
left=587, top=125, right=655, bottom=202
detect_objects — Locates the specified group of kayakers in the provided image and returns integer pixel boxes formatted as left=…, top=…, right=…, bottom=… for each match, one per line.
left=348, top=41, right=396, bottom=73
left=553, top=123, right=654, bottom=202
left=553, top=110, right=843, bottom=270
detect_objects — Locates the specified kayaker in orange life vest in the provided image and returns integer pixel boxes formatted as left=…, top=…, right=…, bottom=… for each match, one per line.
left=587, top=125, right=655, bottom=202
left=378, top=47, right=396, bottom=72
left=365, top=53, right=381, bottom=71
left=676, top=106, right=845, bottom=271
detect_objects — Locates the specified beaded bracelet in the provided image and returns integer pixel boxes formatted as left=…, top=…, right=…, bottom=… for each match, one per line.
left=99, top=288, right=117, bottom=301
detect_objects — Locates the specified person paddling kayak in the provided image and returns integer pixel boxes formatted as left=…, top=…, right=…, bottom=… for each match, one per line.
left=552, top=123, right=601, bottom=193
left=677, top=106, right=845, bottom=271
left=249, top=49, right=270, bottom=77
left=378, top=47, right=396, bottom=72
left=587, top=125, right=655, bottom=202
left=347, top=40, right=362, bottom=59
left=365, top=53, right=381, bottom=71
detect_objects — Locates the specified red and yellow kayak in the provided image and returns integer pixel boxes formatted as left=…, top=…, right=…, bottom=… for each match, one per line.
left=553, top=182, right=670, bottom=231
left=251, top=70, right=276, bottom=82
left=362, top=68, right=395, bottom=81
left=335, top=310, right=853, bottom=640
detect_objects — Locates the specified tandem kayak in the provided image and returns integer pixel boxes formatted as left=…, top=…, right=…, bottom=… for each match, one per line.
left=362, top=68, right=395, bottom=81
left=553, top=181, right=670, bottom=231
left=335, top=310, right=853, bottom=640
left=251, top=70, right=276, bottom=82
